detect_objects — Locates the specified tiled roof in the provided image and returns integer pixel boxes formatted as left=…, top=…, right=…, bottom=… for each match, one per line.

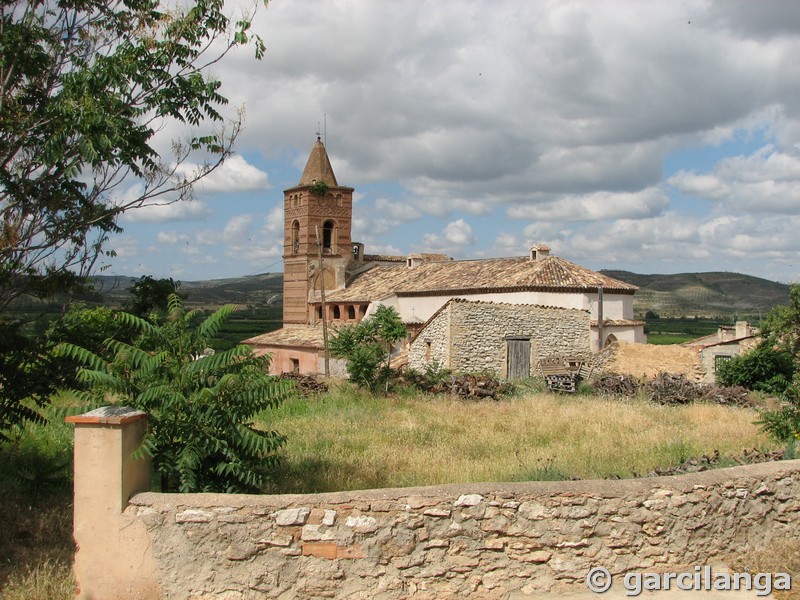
left=326, top=255, right=637, bottom=302
left=362, top=254, right=406, bottom=263
left=296, top=140, right=339, bottom=187
left=593, top=319, right=646, bottom=327
left=243, top=325, right=326, bottom=349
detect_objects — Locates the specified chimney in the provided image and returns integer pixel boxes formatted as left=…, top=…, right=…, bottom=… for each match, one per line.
left=530, top=244, right=551, bottom=261
left=406, top=254, right=423, bottom=268
left=735, top=321, right=751, bottom=339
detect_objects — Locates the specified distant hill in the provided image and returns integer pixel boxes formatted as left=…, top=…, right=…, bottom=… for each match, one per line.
left=86, top=270, right=790, bottom=321
left=601, top=270, right=791, bottom=318
left=89, top=273, right=284, bottom=310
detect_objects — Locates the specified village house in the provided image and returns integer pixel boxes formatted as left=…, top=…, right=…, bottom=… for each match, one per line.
left=682, top=321, right=758, bottom=383
left=244, top=138, right=646, bottom=377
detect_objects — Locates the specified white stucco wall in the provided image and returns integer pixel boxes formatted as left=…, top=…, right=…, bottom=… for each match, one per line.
left=390, top=290, right=633, bottom=324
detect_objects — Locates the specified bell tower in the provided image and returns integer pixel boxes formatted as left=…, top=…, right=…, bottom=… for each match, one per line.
left=282, top=137, right=354, bottom=325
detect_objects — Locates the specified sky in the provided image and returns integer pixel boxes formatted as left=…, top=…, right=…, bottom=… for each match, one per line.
left=107, top=0, right=800, bottom=284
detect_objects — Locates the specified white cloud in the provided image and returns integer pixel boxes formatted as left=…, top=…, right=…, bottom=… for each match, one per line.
left=670, top=146, right=800, bottom=213
left=188, top=155, right=270, bottom=194
left=421, top=219, right=476, bottom=254
left=374, top=198, right=420, bottom=222
left=125, top=200, right=212, bottom=223
left=508, top=188, right=669, bottom=222
left=156, top=231, right=189, bottom=244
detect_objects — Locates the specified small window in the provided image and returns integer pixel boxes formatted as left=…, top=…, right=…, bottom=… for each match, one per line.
left=348, top=305, right=356, bottom=320
left=714, top=355, right=732, bottom=372
left=333, top=305, right=341, bottom=320
left=316, top=306, right=323, bottom=320
left=425, top=341, right=432, bottom=362
left=290, top=358, right=300, bottom=373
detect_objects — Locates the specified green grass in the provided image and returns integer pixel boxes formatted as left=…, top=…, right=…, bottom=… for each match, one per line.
left=261, top=384, right=778, bottom=494
left=0, top=418, right=75, bottom=600
left=647, top=333, right=698, bottom=345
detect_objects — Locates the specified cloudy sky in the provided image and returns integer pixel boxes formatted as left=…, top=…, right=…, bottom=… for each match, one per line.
left=109, top=0, right=800, bottom=284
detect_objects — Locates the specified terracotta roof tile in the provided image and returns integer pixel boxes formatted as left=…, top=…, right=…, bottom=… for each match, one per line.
left=244, top=325, right=326, bottom=349
left=327, top=255, right=637, bottom=302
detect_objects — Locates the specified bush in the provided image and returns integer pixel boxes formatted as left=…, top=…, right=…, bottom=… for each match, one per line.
left=757, top=383, right=800, bottom=455
left=329, top=305, right=406, bottom=393
left=716, top=344, right=794, bottom=394
left=56, top=295, right=293, bottom=493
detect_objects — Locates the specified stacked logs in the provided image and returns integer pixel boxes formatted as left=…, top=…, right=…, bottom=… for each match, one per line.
left=279, top=372, right=329, bottom=396
left=591, top=372, right=752, bottom=407
left=400, top=371, right=514, bottom=400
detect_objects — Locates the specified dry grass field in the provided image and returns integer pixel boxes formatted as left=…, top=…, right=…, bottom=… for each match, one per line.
left=262, top=384, right=778, bottom=494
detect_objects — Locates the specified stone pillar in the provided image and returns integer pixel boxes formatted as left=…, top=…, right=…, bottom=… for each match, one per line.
left=66, top=406, right=159, bottom=599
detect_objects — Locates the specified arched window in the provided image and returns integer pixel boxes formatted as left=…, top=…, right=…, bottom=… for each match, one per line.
left=322, top=220, right=334, bottom=252
left=347, top=305, right=356, bottom=320
left=291, top=220, right=300, bottom=254
left=333, top=306, right=341, bottom=320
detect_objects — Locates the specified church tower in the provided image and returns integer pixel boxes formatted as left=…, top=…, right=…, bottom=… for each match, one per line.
left=282, top=138, right=354, bottom=324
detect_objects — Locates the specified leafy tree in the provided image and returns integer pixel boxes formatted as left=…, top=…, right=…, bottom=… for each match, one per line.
left=127, top=275, right=186, bottom=318
left=0, top=0, right=266, bottom=438
left=746, top=284, right=800, bottom=454
left=760, top=285, right=800, bottom=357
left=0, top=0, right=266, bottom=311
left=716, top=344, right=794, bottom=394
left=329, top=305, right=407, bottom=392
left=56, top=295, right=292, bottom=493
left=0, top=321, right=52, bottom=441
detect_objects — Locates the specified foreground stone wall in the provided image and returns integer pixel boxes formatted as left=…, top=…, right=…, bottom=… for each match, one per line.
left=409, top=300, right=590, bottom=376
left=70, top=411, right=800, bottom=600
left=125, top=463, right=798, bottom=600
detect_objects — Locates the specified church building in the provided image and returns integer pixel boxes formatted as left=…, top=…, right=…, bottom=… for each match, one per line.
left=244, top=138, right=646, bottom=377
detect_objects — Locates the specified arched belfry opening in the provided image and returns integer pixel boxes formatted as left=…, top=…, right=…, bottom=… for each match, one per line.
left=322, top=220, right=335, bottom=253
left=291, top=220, right=300, bottom=255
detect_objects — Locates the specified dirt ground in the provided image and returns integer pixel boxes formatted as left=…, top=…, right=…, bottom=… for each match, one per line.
left=605, top=341, right=701, bottom=380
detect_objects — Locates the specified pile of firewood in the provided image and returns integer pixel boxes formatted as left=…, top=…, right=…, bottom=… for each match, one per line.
left=591, top=374, right=640, bottom=396
left=403, top=371, right=514, bottom=400
left=591, top=372, right=752, bottom=408
left=646, top=372, right=701, bottom=405
left=647, top=372, right=752, bottom=407
left=279, top=372, right=329, bottom=396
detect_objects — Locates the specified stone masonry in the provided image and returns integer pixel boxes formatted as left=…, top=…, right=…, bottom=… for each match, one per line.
left=409, top=300, right=591, bottom=376
left=123, top=461, right=800, bottom=599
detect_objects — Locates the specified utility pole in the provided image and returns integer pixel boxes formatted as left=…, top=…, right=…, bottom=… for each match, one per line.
left=315, top=226, right=330, bottom=376
left=597, top=285, right=604, bottom=352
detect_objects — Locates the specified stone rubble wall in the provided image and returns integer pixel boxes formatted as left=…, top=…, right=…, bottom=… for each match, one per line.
left=125, top=460, right=800, bottom=600
left=408, top=300, right=591, bottom=376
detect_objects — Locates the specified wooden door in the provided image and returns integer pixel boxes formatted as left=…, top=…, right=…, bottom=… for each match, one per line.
left=506, top=338, right=531, bottom=380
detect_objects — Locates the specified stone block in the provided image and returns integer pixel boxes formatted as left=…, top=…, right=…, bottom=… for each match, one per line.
left=176, top=509, right=214, bottom=523
left=345, top=515, right=378, bottom=533
left=454, top=494, right=483, bottom=507
left=275, top=507, right=310, bottom=526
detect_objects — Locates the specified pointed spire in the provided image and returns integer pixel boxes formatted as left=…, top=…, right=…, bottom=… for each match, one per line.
left=298, top=137, right=339, bottom=187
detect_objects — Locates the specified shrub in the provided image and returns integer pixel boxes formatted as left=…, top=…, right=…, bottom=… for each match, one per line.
left=716, top=344, right=794, bottom=394
left=56, top=295, right=292, bottom=493
left=329, top=305, right=406, bottom=393
left=757, top=382, right=800, bottom=456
